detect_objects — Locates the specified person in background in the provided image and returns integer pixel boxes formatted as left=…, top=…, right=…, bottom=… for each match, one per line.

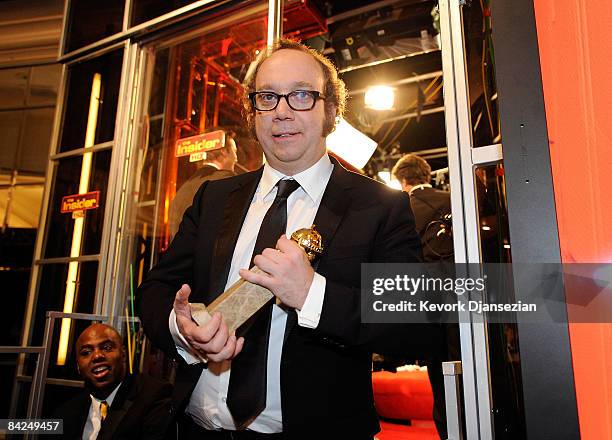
left=169, top=131, right=238, bottom=238
left=54, top=323, right=174, bottom=440
left=392, top=153, right=453, bottom=262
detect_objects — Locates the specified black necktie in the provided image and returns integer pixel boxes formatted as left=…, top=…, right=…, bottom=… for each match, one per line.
left=226, top=179, right=300, bottom=428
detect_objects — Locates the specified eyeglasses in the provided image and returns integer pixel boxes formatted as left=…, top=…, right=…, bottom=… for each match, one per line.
left=249, top=90, right=325, bottom=111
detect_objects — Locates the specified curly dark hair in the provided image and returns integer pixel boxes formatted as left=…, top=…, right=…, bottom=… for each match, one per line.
left=242, top=39, right=346, bottom=137
left=392, top=154, right=432, bottom=186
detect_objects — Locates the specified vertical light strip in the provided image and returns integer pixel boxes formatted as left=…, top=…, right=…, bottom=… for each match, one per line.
left=57, top=73, right=102, bottom=365
left=267, top=0, right=275, bottom=49
left=125, top=305, right=133, bottom=374
left=267, top=0, right=282, bottom=49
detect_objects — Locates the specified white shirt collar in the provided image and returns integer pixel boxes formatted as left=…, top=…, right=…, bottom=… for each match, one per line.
left=90, top=381, right=121, bottom=408
left=409, top=183, right=432, bottom=195
left=258, top=154, right=333, bottom=203
left=203, top=162, right=220, bottom=170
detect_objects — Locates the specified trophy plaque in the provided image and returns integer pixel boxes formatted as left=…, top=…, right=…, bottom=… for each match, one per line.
left=190, top=225, right=324, bottom=333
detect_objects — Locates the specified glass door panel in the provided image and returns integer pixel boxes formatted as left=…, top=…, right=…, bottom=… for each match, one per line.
left=475, top=163, right=526, bottom=439
left=439, top=0, right=528, bottom=437
left=461, top=0, right=502, bottom=147
left=124, top=1, right=270, bottom=380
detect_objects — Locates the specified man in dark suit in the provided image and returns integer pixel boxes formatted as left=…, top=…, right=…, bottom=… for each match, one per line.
left=169, top=131, right=238, bottom=238
left=54, top=323, right=173, bottom=439
left=392, top=153, right=454, bottom=262
left=138, top=39, right=438, bottom=440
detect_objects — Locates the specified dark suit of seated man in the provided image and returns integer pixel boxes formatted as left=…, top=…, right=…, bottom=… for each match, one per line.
left=54, top=323, right=174, bottom=439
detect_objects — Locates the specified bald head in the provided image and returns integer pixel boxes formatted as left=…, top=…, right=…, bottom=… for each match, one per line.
left=76, top=323, right=121, bottom=348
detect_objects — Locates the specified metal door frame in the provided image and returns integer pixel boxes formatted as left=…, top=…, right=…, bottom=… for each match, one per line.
left=438, top=0, right=581, bottom=438
left=439, top=0, right=503, bottom=438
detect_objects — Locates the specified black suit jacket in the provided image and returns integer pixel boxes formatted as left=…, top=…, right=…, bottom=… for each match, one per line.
left=54, top=374, right=173, bottom=440
left=169, top=165, right=235, bottom=237
left=137, top=158, right=440, bottom=438
left=410, top=186, right=453, bottom=262
left=410, top=187, right=457, bottom=439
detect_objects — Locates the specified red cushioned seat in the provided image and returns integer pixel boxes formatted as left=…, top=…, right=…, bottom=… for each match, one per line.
left=375, top=421, right=438, bottom=440
left=372, top=370, right=439, bottom=440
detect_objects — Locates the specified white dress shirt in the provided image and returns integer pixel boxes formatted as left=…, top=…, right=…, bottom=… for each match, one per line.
left=82, top=383, right=121, bottom=440
left=169, top=154, right=334, bottom=432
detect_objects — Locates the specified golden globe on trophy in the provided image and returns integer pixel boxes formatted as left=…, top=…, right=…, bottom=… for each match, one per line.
left=190, top=225, right=324, bottom=333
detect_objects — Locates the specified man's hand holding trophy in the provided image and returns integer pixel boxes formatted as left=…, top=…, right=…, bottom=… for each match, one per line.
left=189, top=225, right=324, bottom=334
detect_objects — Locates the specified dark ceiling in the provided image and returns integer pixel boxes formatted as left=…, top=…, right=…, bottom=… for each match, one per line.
left=306, top=0, right=448, bottom=175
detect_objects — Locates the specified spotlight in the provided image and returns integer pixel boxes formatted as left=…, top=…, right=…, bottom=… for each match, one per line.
left=365, top=86, right=395, bottom=111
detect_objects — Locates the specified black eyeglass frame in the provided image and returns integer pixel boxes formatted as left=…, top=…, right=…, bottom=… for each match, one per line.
left=248, top=90, right=325, bottom=111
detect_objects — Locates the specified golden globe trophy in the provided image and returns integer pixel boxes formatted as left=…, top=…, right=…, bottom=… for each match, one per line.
left=190, top=225, right=324, bottom=333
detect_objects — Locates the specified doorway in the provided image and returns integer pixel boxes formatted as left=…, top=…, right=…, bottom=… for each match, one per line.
left=117, top=0, right=523, bottom=438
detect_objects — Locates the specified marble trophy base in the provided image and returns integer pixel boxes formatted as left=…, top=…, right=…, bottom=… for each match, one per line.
left=190, top=267, right=273, bottom=334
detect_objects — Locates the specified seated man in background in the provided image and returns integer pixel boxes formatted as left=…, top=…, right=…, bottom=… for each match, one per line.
left=54, top=323, right=174, bottom=439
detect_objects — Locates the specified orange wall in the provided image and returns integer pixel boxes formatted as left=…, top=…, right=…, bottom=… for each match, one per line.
left=533, top=0, right=612, bottom=438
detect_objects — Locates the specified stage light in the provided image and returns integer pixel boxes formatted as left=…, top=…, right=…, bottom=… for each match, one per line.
left=326, top=118, right=377, bottom=169
left=365, top=86, right=395, bottom=111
